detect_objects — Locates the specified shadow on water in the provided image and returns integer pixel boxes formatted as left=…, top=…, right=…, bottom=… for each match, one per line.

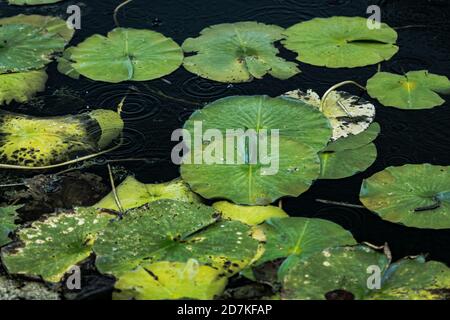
left=0, top=0, right=449, bottom=269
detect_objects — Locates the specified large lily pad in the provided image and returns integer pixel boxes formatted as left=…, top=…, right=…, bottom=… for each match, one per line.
left=181, top=96, right=332, bottom=205
left=282, top=246, right=450, bottom=300
left=95, top=176, right=201, bottom=211
left=367, top=71, right=450, bottom=109
left=283, top=89, right=376, bottom=141
left=114, top=260, right=228, bottom=300
left=1, top=208, right=113, bottom=282
left=256, top=217, right=356, bottom=278
left=7, top=0, right=63, bottom=5
left=360, top=164, right=450, bottom=229
left=0, top=24, right=66, bottom=73
left=0, top=14, right=74, bottom=42
left=0, top=70, right=48, bottom=105
left=283, top=17, right=398, bottom=68
left=94, top=200, right=259, bottom=277
left=67, top=28, right=183, bottom=83
left=212, top=201, right=288, bottom=225
left=319, top=123, right=380, bottom=179
left=182, top=22, right=300, bottom=83
left=0, top=109, right=123, bottom=168
left=0, top=206, right=19, bottom=247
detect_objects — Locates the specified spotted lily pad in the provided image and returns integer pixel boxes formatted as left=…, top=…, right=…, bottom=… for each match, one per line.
left=0, top=24, right=66, bottom=74
left=7, top=0, right=63, bottom=5
left=94, top=200, right=259, bottom=277
left=0, top=109, right=123, bottom=168
left=0, top=70, right=48, bottom=105
left=182, top=22, right=300, bottom=83
left=283, top=89, right=376, bottom=141
left=66, top=28, right=183, bottom=83
left=283, top=17, right=398, bottom=68
left=0, top=276, right=59, bottom=300
left=282, top=246, right=450, bottom=300
left=0, top=206, right=19, bottom=247
left=181, top=96, right=332, bottom=205
left=0, top=14, right=74, bottom=42
left=95, top=176, right=201, bottom=211
left=256, top=217, right=356, bottom=278
left=319, top=123, right=380, bottom=179
left=360, top=164, right=450, bottom=229
left=1, top=208, right=113, bottom=282
left=114, top=260, right=228, bottom=300
left=212, top=201, right=288, bottom=225
left=367, top=71, right=450, bottom=109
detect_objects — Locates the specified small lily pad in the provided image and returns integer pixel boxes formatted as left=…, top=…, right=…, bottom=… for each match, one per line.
left=95, top=176, right=201, bottom=211
left=0, top=206, right=20, bottom=247
left=360, top=164, right=450, bottom=229
left=67, top=28, right=183, bottom=83
left=282, top=246, right=450, bottom=300
left=212, top=201, right=288, bottom=225
left=94, top=200, right=259, bottom=277
left=182, top=22, right=300, bottom=83
left=114, top=260, right=228, bottom=300
left=0, top=24, right=66, bottom=73
left=0, top=70, right=48, bottom=105
left=256, top=217, right=356, bottom=278
left=283, top=17, right=398, bottom=68
left=1, top=208, right=113, bottom=282
left=283, top=89, right=376, bottom=141
left=367, top=71, right=450, bottom=109
left=57, top=47, right=80, bottom=79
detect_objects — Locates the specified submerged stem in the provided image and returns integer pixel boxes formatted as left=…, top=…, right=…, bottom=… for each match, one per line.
left=316, top=199, right=365, bottom=209
left=107, top=163, right=124, bottom=214
left=113, top=0, right=133, bottom=27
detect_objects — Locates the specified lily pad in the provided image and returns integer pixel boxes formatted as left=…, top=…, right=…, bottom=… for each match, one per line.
left=1, top=208, right=113, bottom=282
left=282, top=246, right=450, bottom=300
left=94, top=200, right=259, bottom=277
left=319, top=123, right=380, bottom=179
left=0, top=206, right=19, bottom=247
left=0, top=24, right=66, bottom=73
left=0, top=276, right=59, bottom=300
left=212, top=201, right=288, bottom=225
left=181, top=95, right=332, bottom=205
left=283, top=89, right=376, bottom=141
left=114, top=260, right=228, bottom=300
left=367, top=71, right=450, bottom=109
left=7, top=0, right=63, bottom=5
left=0, top=70, right=48, bottom=105
left=0, top=14, right=74, bottom=42
left=360, top=164, right=450, bottom=229
left=182, top=22, right=300, bottom=83
left=0, top=109, right=123, bottom=168
left=67, top=28, right=183, bottom=83
left=57, top=47, right=80, bottom=79
left=95, top=176, right=201, bottom=211
left=283, top=17, right=398, bottom=68
left=256, top=217, right=356, bottom=278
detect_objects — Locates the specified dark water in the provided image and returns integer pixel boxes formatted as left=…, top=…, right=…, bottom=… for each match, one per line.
left=1, top=0, right=450, bottom=266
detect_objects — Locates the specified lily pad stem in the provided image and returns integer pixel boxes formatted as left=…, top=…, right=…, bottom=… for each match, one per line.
left=107, top=163, right=124, bottom=215
left=320, top=81, right=367, bottom=114
left=113, top=0, right=133, bottom=27
left=316, top=199, right=365, bottom=209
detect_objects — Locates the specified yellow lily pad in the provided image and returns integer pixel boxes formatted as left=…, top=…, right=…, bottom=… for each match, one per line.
left=212, top=201, right=288, bottom=225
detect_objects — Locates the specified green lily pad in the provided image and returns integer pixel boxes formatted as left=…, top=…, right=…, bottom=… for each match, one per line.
left=283, top=17, right=398, bottom=68
left=256, top=217, right=356, bottom=278
left=182, top=22, right=300, bottom=83
left=0, top=24, right=66, bottom=74
left=7, top=0, right=63, bottom=5
left=319, top=123, right=380, bottom=179
left=94, top=200, right=259, bottom=277
left=282, top=246, right=450, bottom=300
left=0, top=14, right=74, bottom=42
left=360, top=164, right=450, bottom=229
left=0, top=70, right=48, bottom=105
left=283, top=90, right=376, bottom=141
left=181, top=95, right=332, bottom=205
left=367, top=71, right=450, bottom=109
left=0, top=109, right=123, bottom=167
left=95, top=176, right=201, bottom=211
left=67, top=28, right=183, bottom=83
left=212, top=201, right=288, bottom=225
left=0, top=206, right=20, bottom=247
left=1, top=208, right=113, bottom=282
left=114, top=260, right=228, bottom=300
left=57, top=47, right=80, bottom=79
